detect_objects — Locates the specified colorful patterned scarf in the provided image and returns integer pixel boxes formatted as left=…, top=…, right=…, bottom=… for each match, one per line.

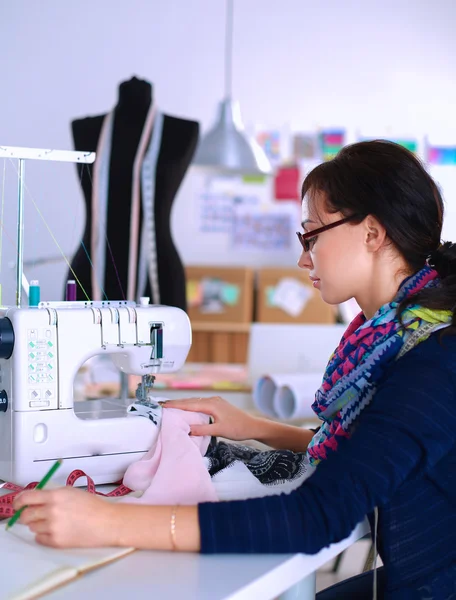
left=306, top=266, right=452, bottom=465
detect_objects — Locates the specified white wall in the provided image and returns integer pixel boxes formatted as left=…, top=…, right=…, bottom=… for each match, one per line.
left=1, top=0, right=456, bottom=304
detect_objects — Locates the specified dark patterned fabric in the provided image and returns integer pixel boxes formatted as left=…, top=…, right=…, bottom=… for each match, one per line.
left=205, top=439, right=309, bottom=486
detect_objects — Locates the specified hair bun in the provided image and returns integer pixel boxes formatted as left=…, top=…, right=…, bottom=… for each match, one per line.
left=427, top=241, right=456, bottom=279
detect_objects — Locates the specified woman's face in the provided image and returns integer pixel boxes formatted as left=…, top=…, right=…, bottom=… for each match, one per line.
left=297, top=191, right=371, bottom=305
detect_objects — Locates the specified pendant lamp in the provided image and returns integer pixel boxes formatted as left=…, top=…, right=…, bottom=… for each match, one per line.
left=192, top=0, right=272, bottom=176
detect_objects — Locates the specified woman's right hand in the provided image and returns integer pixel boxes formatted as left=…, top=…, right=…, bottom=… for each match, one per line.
left=161, top=396, right=261, bottom=441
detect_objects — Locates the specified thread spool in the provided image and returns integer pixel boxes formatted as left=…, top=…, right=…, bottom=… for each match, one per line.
left=29, top=280, right=40, bottom=307
left=66, top=280, right=77, bottom=302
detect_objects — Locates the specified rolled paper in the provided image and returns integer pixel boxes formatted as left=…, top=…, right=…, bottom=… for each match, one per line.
left=253, top=372, right=323, bottom=420
left=273, top=373, right=323, bottom=420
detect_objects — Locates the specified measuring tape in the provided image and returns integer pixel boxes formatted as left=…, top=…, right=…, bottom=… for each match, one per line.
left=0, top=471, right=133, bottom=518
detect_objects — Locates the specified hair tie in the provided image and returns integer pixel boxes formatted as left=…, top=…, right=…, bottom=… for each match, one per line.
left=427, top=241, right=456, bottom=279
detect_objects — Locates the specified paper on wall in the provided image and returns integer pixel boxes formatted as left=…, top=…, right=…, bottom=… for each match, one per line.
left=230, top=202, right=300, bottom=252
left=198, top=191, right=234, bottom=233
left=231, top=210, right=292, bottom=251
left=271, top=277, right=313, bottom=317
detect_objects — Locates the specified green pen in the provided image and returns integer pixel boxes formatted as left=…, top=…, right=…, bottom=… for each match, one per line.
left=6, top=458, right=63, bottom=531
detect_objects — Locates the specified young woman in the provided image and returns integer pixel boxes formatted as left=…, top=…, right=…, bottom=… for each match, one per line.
left=15, top=141, right=456, bottom=599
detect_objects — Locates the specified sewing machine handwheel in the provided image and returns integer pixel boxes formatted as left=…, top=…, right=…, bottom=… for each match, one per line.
left=0, top=318, right=14, bottom=359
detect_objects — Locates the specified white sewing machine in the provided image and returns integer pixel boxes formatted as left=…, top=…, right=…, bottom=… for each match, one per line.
left=0, top=300, right=191, bottom=486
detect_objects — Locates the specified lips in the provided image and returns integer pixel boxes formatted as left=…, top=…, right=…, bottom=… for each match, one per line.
left=309, top=275, right=321, bottom=289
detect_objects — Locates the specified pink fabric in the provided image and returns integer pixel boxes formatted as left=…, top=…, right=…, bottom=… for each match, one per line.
left=120, top=408, right=218, bottom=505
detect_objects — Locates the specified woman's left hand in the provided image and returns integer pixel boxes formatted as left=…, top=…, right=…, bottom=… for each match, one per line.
left=13, top=487, right=119, bottom=548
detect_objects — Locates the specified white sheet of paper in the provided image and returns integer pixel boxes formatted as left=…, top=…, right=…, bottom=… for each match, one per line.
left=271, top=277, right=313, bottom=317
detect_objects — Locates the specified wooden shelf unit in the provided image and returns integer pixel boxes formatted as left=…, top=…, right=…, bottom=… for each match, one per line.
left=187, top=321, right=251, bottom=364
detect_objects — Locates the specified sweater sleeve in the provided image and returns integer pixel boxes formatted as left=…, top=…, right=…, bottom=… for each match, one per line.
left=198, top=337, right=456, bottom=554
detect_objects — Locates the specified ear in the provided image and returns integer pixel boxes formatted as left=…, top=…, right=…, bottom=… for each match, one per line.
left=363, top=215, right=387, bottom=252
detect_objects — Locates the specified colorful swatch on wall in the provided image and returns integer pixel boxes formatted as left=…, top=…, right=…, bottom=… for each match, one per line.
left=359, top=137, right=418, bottom=154
left=389, top=139, right=418, bottom=154
left=427, top=145, right=456, bottom=166
left=319, top=129, right=345, bottom=161
left=274, top=165, right=301, bottom=201
left=293, top=134, right=317, bottom=160
left=256, top=131, right=281, bottom=161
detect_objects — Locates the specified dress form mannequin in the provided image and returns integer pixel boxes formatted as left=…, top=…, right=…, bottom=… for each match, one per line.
left=69, top=76, right=199, bottom=311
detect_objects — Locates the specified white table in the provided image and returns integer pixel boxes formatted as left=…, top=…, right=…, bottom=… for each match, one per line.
left=45, top=520, right=370, bottom=600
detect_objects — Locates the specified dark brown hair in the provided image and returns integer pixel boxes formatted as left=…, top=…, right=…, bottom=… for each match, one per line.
left=301, top=140, right=456, bottom=331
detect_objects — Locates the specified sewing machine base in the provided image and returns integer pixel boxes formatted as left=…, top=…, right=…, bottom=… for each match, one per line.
left=0, top=399, right=157, bottom=486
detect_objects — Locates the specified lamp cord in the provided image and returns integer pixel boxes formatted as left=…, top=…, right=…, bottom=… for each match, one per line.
left=224, top=0, right=233, bottom=99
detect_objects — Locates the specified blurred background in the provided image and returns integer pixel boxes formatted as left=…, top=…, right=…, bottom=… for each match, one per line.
left=1, top=0, right=456, bottom=304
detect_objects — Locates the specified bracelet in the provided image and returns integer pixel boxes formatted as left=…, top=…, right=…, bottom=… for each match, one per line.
left=170, top=505, right=178, bottom=551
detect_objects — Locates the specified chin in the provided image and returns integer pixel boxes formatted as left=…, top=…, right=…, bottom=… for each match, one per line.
left=319, top=288, right=348, bottom=306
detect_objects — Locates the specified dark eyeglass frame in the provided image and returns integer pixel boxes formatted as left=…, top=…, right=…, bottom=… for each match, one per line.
left=296, top=214, right=362, bottom=252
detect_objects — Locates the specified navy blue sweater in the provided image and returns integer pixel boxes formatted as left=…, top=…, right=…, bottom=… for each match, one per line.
left=198, top=332, right=456, bottom=596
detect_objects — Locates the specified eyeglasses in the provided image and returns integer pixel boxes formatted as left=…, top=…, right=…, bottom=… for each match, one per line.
left=296, top=214, right=361, bottom=253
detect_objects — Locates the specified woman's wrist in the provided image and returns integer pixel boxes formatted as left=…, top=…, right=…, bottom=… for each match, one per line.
left=249, top=415, right=280, bottom=444
left=109, top=503, right=166, bottom=549
left=247, top=414, right=272, bottom=441
left=104, top=502, right=129, bottom=547
left=107, top=503, right=201, bottom=551
left=251, top=418, right=314, bottom=452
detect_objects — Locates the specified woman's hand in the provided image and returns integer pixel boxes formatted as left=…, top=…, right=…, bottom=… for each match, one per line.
left=163, top=396, right=315, bottom=452
left=162, top=396, right=262, bottom=441
left=13, top=487, right=119, bottom=548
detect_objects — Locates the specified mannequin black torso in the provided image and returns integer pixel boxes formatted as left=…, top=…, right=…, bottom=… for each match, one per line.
left=69, top=77, right=199, bottom=311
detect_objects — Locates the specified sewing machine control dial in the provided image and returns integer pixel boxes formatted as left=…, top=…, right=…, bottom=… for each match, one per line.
left=0, top=390, right=8, bottom=412
left=0, top=318, right=15, bottom=359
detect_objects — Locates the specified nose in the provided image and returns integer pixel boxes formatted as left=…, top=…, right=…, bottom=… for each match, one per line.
left=297, top=247, right=313, bottom=270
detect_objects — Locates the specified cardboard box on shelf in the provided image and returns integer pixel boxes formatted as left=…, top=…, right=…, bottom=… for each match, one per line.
left=186, top=266, right=254, bottom=324
left=256, top=267, right=336, bottom=324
